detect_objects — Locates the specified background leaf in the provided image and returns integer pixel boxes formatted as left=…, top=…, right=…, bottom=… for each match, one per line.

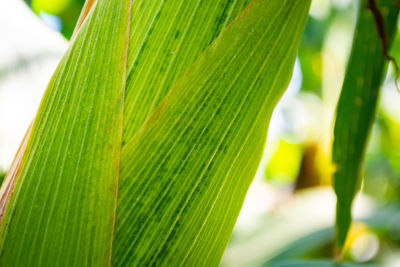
left=332, top=0, right=400, bottom=250
left=268, top=260, right=378, bottom=267
left=0, top=0, right=130, bottom=265
left=112, top=0, right=311, bottom=265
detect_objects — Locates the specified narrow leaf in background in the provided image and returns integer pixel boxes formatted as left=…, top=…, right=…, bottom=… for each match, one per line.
left=332, top=0, right=399, bottom=251
left=112, top=0, right=311, bottom=265
left=0, top=0, right=131, bottom=265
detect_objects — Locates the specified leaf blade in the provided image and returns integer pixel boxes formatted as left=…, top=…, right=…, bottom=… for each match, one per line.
left=332, top=0, right=399, bottom=249
left=122, top=0, right=253, bottom=144
left=113, top=0, right=311, bottom=265
left=0, top=0, right=131, bottom=265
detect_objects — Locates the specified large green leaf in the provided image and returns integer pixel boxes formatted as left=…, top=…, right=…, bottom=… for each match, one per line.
left=0, top=0, right=131, bottom=265
left=112, top=0, right=311, bottom=265
left=332, top=0, right=399, bottom=249
left=122, top=0, right=252, bottom=144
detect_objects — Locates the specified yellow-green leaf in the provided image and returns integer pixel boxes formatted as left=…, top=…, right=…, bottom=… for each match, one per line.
left=122, top=0, right=252, bottom=145
left=113, top=0, right=311, bottom=265
left=0, top=0, right=131, bottom=265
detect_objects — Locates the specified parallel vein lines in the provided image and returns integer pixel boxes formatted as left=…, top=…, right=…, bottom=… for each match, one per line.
left=0, top=0, right=130, bottom=265
left=113, top=0, right=310, bottom=265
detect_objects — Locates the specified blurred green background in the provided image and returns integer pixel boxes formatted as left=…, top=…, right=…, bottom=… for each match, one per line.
left=23, top=0, right=85, bottom=38
left=2, top=0, right=400, bottom=266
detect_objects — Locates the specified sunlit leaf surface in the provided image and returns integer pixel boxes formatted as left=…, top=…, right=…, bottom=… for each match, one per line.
left=113, top=0, right=311, bottom=265
left=121, top=0, right=252, bottom=145
left=0, top=0, right=131, bottom=265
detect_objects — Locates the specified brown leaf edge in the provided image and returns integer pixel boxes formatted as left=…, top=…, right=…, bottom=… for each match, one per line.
left=0, top=0, right=97, bottom=219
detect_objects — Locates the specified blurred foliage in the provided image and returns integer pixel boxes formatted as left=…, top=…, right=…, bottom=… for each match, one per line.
left=24, top=0, right=84, bottom=38
left=265, top=139, right=302, bottom=186
left=0, top=170, right=5, bottom=185
left=269, top=260, right=378, bottom=267
left=298, top=17, right=327, bottom=96
left=364, top=113, right=400, bottom=202
left=265, top=0, right=400, bottom=205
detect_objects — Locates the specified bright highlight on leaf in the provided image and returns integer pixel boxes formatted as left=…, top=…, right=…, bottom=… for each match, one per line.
left=121, top=0, right=252, bottom=145
left=112, top=0, right=311, bottom=265
left=332, top=0, right=399, bottom=253
left=32, top=0, right=73, bottom=15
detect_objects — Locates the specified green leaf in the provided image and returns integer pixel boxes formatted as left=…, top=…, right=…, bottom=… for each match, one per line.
left=332, top=0, right=399, bottom=248
left=0, top=0, right=130, bottom=265
left=32, top=0, right=73, bottom=15
left=112, top=0, right=311, bottom=265
left=266, top=228, right=334, bottom=264
left=0, top=171, right=5, bottom=186
left=264, top=205, right=400, bottom=265
left=122, top=0, right=252, bottom=145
